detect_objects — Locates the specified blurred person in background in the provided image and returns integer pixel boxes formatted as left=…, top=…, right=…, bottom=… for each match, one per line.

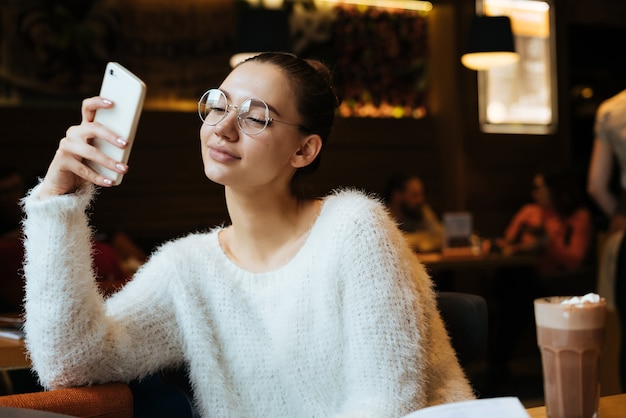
left=95, top=229, right=148, bottom=277
left=587, top=88, right=626, bottom=391
left=495, top=166, right=593, bottom=276
left=384, top=172, right=444, bottom=254
left=488, top=166, right=594, bottom=392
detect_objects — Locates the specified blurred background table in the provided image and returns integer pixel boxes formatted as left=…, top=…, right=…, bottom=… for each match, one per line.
left=417, top=251, right=537, bottom=273
left=0, top=338, right=28, bottom=371
left=1, top=337, right=30, bottom=395
left=416, top=251, right=538, bottom=294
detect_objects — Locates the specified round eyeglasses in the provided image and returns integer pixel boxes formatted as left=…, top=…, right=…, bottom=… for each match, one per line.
left=198, top=89, right=305, bottom=135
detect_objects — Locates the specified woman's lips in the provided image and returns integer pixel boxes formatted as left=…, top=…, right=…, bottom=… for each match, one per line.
left=208, top=145, right=240, bottom=162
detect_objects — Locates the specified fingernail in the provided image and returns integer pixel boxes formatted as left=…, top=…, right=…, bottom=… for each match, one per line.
left=116, top=137, right=127, bottom=146
left=103, top=178, right=113, bottom=186
left=115, top=163, right=127, bottom=172
left=102, top=99, right=113, bottom=105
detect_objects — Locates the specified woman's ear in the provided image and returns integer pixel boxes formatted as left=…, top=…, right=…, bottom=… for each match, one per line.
left=292, top=134, right=322, bottom=168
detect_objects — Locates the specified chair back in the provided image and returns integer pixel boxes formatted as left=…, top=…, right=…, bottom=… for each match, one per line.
left=436, top=291, right=488, bottom=367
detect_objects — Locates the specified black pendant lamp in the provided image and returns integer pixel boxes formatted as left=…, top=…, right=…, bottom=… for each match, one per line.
left=461, top=15, right=519, bottom=71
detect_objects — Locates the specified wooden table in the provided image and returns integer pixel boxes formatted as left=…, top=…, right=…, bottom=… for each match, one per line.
left=417, top=251, right=537, bottom=272
left=0, top=337, right=29, bottom=371
left=0, top=314, right=29, bottom=371
left=416, top=251, right=538, bottom=293
left=526, top=393, right=626, bottom=418
left=0, top=337, right=30, bottom=394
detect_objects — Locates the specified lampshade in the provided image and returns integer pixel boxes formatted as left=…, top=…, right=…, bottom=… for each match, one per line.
left=461, top=15, right=520, bottom=71
left=230, top=6, right=291, bottom=68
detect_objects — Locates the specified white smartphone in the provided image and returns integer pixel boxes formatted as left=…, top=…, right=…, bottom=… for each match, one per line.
left=87, top=62, right=146, bottom=185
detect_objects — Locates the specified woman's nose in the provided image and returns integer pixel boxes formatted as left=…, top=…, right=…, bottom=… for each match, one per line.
left=214, top=110, right=239, bottom=140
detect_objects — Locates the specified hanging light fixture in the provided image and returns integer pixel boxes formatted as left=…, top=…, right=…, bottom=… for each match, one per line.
left=461, top=15, right=519, bottom=71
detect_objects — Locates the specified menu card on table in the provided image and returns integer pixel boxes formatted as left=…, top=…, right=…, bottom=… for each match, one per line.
left=402, top=397, right=530, bottom=418
left=442, top=212, right=475, bottom=256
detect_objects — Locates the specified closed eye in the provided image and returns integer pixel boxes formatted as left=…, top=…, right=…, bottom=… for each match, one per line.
left=244, top=116, right=267, bottom=126
left=211, top=107, right=227, bottom=114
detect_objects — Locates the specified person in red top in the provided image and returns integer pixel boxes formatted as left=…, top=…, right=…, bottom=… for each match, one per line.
left=498, top=169, right=593, bottom=277
left=487, top=166, right=594, bottom=393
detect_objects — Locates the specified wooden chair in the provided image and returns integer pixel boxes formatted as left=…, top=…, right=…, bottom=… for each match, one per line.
left=0, top=382, right=133, bottom=418
left=0, top=372, right=197, bottom=418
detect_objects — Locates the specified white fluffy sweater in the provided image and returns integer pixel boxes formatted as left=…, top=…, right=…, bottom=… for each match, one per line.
left=21, top=184, right=474, bottom=417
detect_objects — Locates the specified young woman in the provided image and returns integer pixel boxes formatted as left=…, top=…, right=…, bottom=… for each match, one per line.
left=21, top=52, right=473, bottom=417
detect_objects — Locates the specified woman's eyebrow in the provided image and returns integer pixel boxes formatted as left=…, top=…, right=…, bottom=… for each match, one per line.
left=219, top=88, right=231, bottom=100
left=265, top=101, right=281, bottom=116
left=219, top=88, right=283, bottom=116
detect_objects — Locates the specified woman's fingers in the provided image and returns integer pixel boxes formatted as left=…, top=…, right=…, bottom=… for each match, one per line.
left=38, top=96, right=129, bottom=199
left=76, top=97, right=129, bottom=154
left=65, top=122, right=127, bottom=160
left=81, top=96, right=113, bottom=123
left=38, top=138, right=119, bottom=199
left=66, top=99, right=130, bottom=177
left=59, top=134, right=128, bottom=181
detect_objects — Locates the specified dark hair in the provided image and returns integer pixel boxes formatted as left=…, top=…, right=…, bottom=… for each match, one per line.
left=383, top=172, right=421, bottom=204
left=242, top=52, right=340, bottom=192
left=539, top=166, right=586, bottom=217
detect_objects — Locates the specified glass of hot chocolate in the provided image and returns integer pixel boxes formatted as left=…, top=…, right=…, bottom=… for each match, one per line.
left=534, top=294, right=606, bottom=418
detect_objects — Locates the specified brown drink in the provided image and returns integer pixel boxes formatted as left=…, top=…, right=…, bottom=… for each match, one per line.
left=534, top=296, right=606, bottom=418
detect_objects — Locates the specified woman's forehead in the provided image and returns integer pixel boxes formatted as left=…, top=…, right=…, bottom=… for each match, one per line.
left=220, top=61, right=290, bottom=101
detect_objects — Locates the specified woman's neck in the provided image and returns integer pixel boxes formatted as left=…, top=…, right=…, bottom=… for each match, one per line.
left=220, top=187, right=320, bottom=272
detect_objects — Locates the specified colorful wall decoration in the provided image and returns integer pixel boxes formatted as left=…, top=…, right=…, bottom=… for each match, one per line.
left=330, top=4, right=429, bottom=118
left=0, top=0, right=429, bottom=118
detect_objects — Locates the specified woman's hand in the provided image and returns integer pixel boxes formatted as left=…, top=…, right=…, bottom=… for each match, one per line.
left=498, top=234, right=546, bottom=256
left=39, top=97, right=129, bottom=199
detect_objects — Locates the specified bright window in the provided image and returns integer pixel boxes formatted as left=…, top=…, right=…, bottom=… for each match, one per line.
left=477, top=0, right=557, bottom=134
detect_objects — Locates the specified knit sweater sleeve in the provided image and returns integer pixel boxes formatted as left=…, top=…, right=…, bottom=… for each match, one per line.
left=328, top=191, right=473, bottom=417
left=21, top=183, right=183, bottom=389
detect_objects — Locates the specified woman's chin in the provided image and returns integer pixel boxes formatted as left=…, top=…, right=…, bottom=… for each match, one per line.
left=204, top=167, right=227, bottom=185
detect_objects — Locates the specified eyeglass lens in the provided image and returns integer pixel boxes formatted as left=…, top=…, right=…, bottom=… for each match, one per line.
left=198, top=89, right=271, bottom=135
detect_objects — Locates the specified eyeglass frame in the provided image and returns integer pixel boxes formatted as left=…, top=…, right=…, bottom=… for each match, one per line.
left=197, top=88, right=308, bottom=135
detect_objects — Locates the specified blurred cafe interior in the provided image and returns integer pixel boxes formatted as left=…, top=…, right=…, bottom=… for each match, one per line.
left=2, top=0, right=626, bottom=408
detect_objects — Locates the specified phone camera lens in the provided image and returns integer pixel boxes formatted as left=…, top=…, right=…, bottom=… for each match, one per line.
left=109, top=69, right=114, bottom=75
